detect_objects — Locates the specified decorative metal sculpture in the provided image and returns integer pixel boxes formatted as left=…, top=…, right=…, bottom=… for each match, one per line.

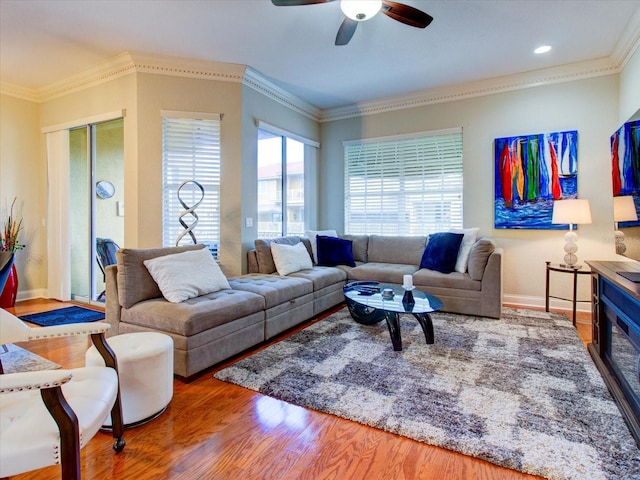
left=175, top=180, right=205, bottom=246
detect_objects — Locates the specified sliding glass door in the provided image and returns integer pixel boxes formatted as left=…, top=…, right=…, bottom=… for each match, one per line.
left=69, top=118, right=124, bottom=304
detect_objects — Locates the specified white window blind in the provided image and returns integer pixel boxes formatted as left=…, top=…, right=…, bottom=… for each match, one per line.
left=344, top=129, right=463, bottom=235
left=161, top=114, right=221, bottom=256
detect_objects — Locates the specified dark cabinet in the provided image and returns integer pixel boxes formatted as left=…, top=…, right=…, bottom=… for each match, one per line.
left=586, top=261, right=640, bottom=447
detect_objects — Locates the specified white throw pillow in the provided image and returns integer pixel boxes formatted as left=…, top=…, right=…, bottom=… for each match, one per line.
left=450, top=228, right=480, bottom=273
left=305, top=229, right=338, bottom=263
left=271, top=242, right=313, bottom=276
left=143, top=247, right=230, bottom=303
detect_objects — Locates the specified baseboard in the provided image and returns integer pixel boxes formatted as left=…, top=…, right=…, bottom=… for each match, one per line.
left=503, top=294, right=591, bottom=314
left=15, top=288, right=48, bottom=302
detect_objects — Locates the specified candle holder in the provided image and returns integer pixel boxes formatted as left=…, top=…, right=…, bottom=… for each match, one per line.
left=402, top=287, right=415, bottom=310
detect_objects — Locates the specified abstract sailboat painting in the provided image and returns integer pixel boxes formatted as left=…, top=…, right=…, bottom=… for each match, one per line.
left=611, top=119, right=640, bottom=228
left=494, top=130, right=578, bottom=229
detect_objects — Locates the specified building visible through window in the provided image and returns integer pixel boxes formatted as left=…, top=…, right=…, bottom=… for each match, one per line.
left=257, top=129, right=305, bottom=238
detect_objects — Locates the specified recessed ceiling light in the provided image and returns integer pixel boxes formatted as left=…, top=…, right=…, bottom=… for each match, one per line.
left=534, top=45, right=552, bottom=54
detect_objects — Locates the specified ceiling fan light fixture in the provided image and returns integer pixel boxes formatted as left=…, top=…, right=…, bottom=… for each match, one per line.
left=340, top=0, right=382, bottom=21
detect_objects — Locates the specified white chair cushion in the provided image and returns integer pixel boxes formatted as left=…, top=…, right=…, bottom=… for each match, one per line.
left=0, top=366, right=118, bottom=478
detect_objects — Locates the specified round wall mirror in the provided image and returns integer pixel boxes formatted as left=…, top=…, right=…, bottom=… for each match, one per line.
left=96, top=180, right=115, bottom=199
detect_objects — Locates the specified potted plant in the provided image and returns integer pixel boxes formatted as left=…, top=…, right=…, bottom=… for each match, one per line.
left=0, top=197, right=25, bottom=308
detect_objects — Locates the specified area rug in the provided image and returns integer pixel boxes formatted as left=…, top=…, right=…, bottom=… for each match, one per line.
left=214, top=307, right=640, bottom=480
left=19, top=306, right=104, bottom=327
left=1, top=344, right=60, bottom=373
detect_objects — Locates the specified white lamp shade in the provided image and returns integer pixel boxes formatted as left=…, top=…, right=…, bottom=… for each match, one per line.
left=551, top=199, right=592, bottom=225
left=341, top=0, right=382, bottom=21
left=613, top=196, right=638, bottom=222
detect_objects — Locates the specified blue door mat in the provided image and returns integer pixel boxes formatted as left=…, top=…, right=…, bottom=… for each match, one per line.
left=20, top=306, right=105, bottom=327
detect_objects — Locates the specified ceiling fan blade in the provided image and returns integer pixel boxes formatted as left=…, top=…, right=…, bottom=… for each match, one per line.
left=380, top=1, right=433, bottom=28
left=271, top=0, right=335, bottom=5
left=335, top=17, right=358, bottom=46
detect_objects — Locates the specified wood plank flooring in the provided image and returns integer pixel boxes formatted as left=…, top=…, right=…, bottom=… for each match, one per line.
left=4, top=299, right=592, bottom=480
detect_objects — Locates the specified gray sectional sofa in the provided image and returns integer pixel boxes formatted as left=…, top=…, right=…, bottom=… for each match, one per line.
left=105, top=234, right=502, bottom=381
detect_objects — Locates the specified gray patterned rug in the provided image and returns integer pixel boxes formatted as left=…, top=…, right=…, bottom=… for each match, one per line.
left=214, top=307, right=640, bottom=480
left=1, top=344, right=60, bottom=373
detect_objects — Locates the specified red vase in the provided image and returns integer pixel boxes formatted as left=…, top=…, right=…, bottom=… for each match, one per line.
left=0, top=264, right=18, bottom=308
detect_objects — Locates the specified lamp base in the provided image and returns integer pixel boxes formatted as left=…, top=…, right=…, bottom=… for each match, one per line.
left=559, top=264, right=583, bottom=270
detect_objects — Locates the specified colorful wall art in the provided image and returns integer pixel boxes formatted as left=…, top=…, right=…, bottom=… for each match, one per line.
left=611, top=119, right=640, bottom=228
left=494, top=130, right=578, bottom=229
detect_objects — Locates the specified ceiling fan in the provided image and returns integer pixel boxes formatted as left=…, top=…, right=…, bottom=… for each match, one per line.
left=271, top=0, right=434, bottom=46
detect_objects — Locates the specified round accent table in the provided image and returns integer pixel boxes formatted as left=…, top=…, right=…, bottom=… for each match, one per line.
left=85, top=332, right=174, bottom=428
left=545, top=261, right=591, bottom=326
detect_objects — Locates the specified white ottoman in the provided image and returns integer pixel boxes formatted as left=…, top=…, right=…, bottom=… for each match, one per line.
left=85, top=332, right=174, bottom=427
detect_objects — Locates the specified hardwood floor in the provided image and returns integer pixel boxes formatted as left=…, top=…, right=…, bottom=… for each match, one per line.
left=4, top=300, right=593, bottom=480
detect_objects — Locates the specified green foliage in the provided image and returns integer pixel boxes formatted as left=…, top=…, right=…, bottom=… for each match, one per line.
left=1, top=197, right=25, bottom=252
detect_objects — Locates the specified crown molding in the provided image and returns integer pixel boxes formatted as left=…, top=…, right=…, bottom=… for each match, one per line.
left=612, top=5, right=640, bottom=68
left=320, top=12, right=640, bottom=122
left=128, top=51, right=246, bottom=82
left=320, top=57, right=620, bottom=122
left=242, top=67, right=322, bottom=122
left=2, top=18, right=638, bottom=122
left=0, top=51, right=321, bottom=120
left=0, top=81, right=40, bottom=102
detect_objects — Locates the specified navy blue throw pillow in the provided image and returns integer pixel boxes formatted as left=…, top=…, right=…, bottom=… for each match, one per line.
left=316, top=235, right=356, bottom=267
left=419, top=232, right=464, bottom=274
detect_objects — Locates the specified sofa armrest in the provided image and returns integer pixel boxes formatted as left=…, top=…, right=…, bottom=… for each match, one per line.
left=480, top=247, right=503, bottom=318
left=105, top=264, right=121, bottom=337
left=247, top=249, right=259, bottom=274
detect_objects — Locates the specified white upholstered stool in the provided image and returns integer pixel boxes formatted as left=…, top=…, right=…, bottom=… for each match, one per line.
left=85, top=332, right=174, bottom=427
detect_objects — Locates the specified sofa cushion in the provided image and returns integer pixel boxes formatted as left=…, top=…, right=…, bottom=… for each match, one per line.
left=467, top=238, right=496, bottom=281
left=413, top=269, right=481, bottom=291
left=450, top=227, right=480, bottom=273
left=143, top=248, right=230, bottom=303
left=289, top=266, right=347, bottom=291
left=347, top=262, right=419, bottom=284
left=228, top=274, right=313, bottom=309
left=271, top=242, right=313, bottom=276
left=316, top=235, right=356, bottom=267
left=419, top=232, right=464, bottom=274
left=367, top=235, right=427, bottom=265
left=339, top=234, right=369, bottom=263
left=305, top=229, right=338, bottom=263
left=117, top=244, right=204, bottom=309
left=120, top=289, right=265, bottom=337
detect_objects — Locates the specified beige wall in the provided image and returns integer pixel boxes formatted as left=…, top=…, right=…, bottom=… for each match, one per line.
left=0, top=94, right=45, bottom=297
left=319, top=75, right=622, bottom=309
left=2, top=53, right=639, bottom=307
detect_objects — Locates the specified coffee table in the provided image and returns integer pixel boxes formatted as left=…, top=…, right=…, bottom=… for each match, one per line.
left=343, top=281, right=444, bottom=351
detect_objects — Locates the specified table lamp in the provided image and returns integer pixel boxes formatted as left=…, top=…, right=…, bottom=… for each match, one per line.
left=551, top=198, right=592, bottom=268
left=613, top=195, right=638, bottom=255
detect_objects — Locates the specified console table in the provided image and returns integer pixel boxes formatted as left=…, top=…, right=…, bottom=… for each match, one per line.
left=545, top=262, right=591, bottom=326
left=586, top=260, right=640, bottom=447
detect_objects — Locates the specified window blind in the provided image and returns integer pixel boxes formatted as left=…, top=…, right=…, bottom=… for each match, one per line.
left=161, top=115, right=221, bottom=256
left=344, top=129, right=463, bottom=235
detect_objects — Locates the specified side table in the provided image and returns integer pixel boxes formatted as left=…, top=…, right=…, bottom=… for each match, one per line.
left=545, top=261, right=591, bottom=326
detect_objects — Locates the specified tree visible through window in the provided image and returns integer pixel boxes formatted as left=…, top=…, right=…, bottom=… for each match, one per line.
left=161, top=113, right=221, bottom=257
left=344, top=128, right=463, bottom=235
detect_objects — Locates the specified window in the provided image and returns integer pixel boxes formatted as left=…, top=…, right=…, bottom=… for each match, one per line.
left=257, top=129, right=306, bottom=238
left=161, top=112, right=221, bottom=257
left=344, top=128, right=463, bottom=235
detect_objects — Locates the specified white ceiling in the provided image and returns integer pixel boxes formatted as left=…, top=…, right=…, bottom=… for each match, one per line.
left=1, top=0, right=640, bottom=110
